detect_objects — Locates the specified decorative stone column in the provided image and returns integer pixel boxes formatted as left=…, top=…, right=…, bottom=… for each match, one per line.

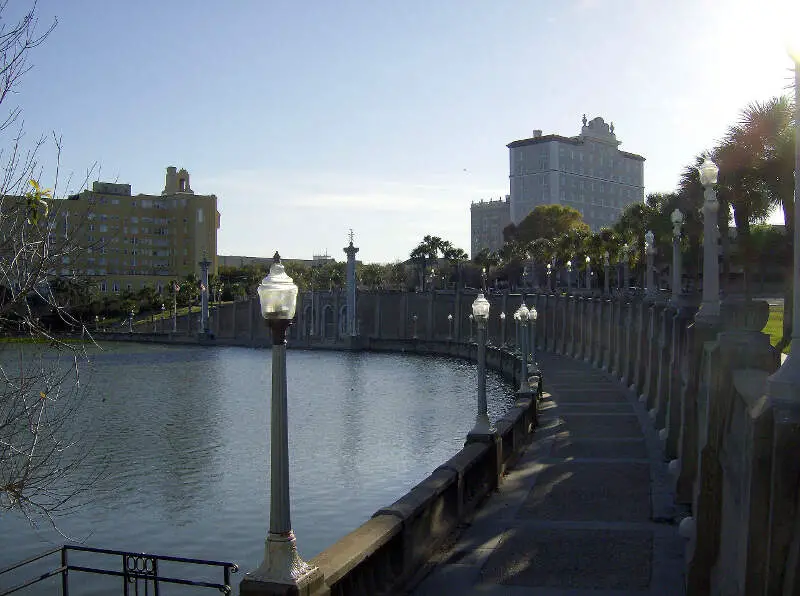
left=343, top=233, right=359, bottom=337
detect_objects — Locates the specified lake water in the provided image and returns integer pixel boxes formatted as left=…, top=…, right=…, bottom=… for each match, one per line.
left=0, top=342, right=516, bottom=594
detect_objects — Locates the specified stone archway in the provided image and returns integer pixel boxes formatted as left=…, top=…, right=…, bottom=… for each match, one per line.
left=322, top=304, right=335, bottom=340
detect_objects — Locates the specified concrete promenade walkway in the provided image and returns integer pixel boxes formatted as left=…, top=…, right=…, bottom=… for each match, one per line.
left=409, top=352, right=685, bottom=596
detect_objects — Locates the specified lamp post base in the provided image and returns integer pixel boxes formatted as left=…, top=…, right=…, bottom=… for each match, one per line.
left=241, top=532, right=325, bottom=596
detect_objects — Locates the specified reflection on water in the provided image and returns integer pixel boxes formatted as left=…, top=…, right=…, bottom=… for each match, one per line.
left=0, top=343, right=515, bottom=594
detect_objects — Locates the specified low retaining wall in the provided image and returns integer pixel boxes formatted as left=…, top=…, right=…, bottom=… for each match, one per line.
left=300, top=339, right=540, bottom=596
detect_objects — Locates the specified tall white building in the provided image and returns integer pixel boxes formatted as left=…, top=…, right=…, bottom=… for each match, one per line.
left=507, top=116, right=645, bottom=230
left=470, top=195, right=510, bottom=259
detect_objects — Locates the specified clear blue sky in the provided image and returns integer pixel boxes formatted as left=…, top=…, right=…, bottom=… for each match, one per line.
left=10, top=0, right=797, bottom=263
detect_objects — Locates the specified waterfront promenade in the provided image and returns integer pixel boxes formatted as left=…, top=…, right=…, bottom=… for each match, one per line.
left=410, top=351, right=685, bottom=595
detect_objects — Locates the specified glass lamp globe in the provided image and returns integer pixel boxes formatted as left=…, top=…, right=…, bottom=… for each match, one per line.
left=567, top=260, right=572, bottom=269
left=500, top=311, right=506, bottom=321
left=698, top=157, right=719, bottom=186
left=472, top=293, right=490, bottom=322
left=671, top=208, right=684, bottom=226
left=529, top=306, right=538, bottom=321
left=447, top=313, right=453, bottom=321
left=518, top=303, right=529, bottom=322
left=257, top=252, right=298, bottom=320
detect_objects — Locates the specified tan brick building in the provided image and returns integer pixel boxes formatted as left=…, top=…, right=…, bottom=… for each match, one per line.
left=56, top=166, right=219, bottom=294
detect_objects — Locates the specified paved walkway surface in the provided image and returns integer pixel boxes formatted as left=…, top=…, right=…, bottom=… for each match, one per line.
left=408, top=352, right=685, bottom=596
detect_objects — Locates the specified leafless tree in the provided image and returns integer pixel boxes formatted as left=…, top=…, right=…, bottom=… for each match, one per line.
left=0, top=2, right=102, bottom=529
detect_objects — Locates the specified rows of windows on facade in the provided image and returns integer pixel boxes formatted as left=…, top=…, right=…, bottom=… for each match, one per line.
left=470, top=115, right=645, bottom=258
left=47, top=166, right=220, bottom=294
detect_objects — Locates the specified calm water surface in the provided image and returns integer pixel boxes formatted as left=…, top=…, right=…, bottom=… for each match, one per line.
left=0, top=342, right=516, bottom=594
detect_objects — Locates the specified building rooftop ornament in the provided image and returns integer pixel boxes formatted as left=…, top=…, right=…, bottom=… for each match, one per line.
left=580, top=116, right=620, bottom=147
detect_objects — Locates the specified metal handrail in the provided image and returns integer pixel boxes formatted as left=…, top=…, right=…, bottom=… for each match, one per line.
left=0, top=545, right=238, bottom=595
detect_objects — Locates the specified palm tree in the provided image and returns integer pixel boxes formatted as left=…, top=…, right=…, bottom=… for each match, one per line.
left=732, top=97, right=795, bottom=344
left=410, top=235, right=446, bottom=291
left=442, top=244, right=468, bottom=290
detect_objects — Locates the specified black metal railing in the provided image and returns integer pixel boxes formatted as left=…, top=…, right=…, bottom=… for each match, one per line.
left=0, top=545, right=238, bottom=595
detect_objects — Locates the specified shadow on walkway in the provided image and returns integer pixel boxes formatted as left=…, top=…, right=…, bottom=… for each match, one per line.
left=408, top=352, right=685, bottom=596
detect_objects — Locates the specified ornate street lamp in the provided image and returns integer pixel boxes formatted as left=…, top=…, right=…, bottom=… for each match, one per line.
left=546, top=263, right=552, bottom=292
left=696, top=157, right=721, bottom=322
left=468, top=313, right=474, bottom=342
left=95, top=315, right=99, bottom=332
left=517, top=304, right=530, bottom=392
left=671, top=209, right=684, bottom=304
left=603, top=250, right=610, bottom=295
left=585, top=256, right=591, bottom=290
left=412, top=314, right=418, bottom=339
left=622, top=243, right=630, bottom=290
left=470, top=293, right=493, bottom=435
left=447, top=313, right=453, bottom=340
left=500, top=311, right=506, bottom=347
left=243, top=253, right=322, bottom=594
left=529, top=305, right=539, bottom=376
left=129, top=309, right=134, bottom=334
left=645, top=230, right=656, bottom=297
left=566, top=260, right=573, bottom=293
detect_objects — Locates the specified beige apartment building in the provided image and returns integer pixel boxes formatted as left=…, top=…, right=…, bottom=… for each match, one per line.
left=55, top=166, right=220, bottom=294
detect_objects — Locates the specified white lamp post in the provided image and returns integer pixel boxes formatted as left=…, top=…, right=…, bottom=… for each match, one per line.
left=671, top=209, right=684, bottom=304
left=645, top=230, right=656, bottom=297
left=546, top=263, right=552, bottom=292
left=481, top=267, right=487, bottom=291
left=173, top=281, right=179, bottom=333
left=412, top=314, right=418, bottom=339
left=129, top=309, right=134, bottom=333
left=470, top=293, right=493, bottom=435
left=767, top=51, right=800, bottom=390
left=94, top=315, right=99, bottom=332
left=244, top=252, right=322, bottom=594
left=500, top=311, right=506, bottom=347
left=566, top=260, right=573, bottom=293
left=603, top=250, right=610, bottom=295
left=468, top=313, right=474, bottom=342
left=622, top=243, right=630, bottom=290
left=447, top=313, right=453, bottom=340
left=517, top=304, right=530, bottom=392
left=585, top=256, right=591, bottom=290
left=696, top=157, right=721, bottom=322
left=528, top=306, right=538, bottom=375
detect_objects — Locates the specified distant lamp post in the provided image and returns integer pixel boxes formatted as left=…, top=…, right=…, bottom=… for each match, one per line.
left=645, top=230, right=656, bottom=297
left=566, top=260, right=573, bottom=293
left=412, top=314, right=418, bottom=339
left=603, top=250, right=610, bottom=295
left=585, top=256, right=591, bottom=290
left=243, top=252, right=323, bottom=594
left=696, top=157, right=721, bottom=322
left=671, top=209, right=684, bottom=304
left=529, top=305, right=539, bottom=375
left=469, top=293, right=493, bottom=436
left=622, top=243, right=630, bottom=290
left=447, top=313, right=453, bottom=340
left=173, top=281, right=180, bottom=333
left=500, top=311, right=506, bottom=347
left=129, top=309, right=134, bottom=334
left=160, top=303, right=166, bottom=333
left=95, top=315, right=99, bottom=332
left=513, top=308, right=521, bottom=353
left=481, top=267, right=487, bottom=291
left=546, top=263, right=552, bottom=292
left=468, top=313, right=474, bottom=342
left=517, top=304, right=530, bottom=392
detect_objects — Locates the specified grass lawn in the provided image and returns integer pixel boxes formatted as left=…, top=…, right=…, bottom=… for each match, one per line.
left=763, top=305, right=790, bottom=355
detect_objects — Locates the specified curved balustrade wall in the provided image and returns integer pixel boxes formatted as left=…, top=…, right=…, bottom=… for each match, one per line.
left=139, top=289, right=800, bottom=595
